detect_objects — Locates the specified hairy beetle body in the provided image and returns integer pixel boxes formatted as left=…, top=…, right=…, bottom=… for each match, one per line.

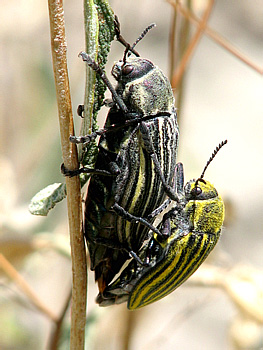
left=84, top=55, right=179, bottom=291
left=97, top=164, right=225, bottom=309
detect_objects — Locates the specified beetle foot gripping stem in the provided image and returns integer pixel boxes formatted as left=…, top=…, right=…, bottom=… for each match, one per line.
left=61, top=163, right=113, bottom=177
left=69, top=124, right=115, bottom=144
left=69, top=133, right=97, bottom=144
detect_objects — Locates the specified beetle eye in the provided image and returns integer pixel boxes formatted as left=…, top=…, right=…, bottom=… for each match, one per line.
left=190, top=186, right=202, bottom=197
left=122, top=65, right=133, bottom=75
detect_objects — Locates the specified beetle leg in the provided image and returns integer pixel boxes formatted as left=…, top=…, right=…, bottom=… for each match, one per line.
left=175, top=162, right=184, bottom=195
left=147, top=198, right=172, bottom=219
left=129, top=251, right=149, bottom=266
left=93, top=236, right=148, bottom=266
left=61, top=163, right=114, bottom=177
left=79, top=52, right=128, bottom=114
left=70, top=114, right=144, bottom=145
left=69, top=131, right=102, bottom=144
left=147, top=162, right=186, bottom=220
left=71, top=111, right=170, bottom=145
left=112, top=203, right=164, bottom=238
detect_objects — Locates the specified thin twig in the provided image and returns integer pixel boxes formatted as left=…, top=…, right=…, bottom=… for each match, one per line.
left=170, top=0, right=192, bottom=118
left=168, top=0, right=263, bottom=74
left=172, top=0, right=215, bottom=88
left=0, top=254, right=58, bottom=322
left=122, top=311, right=137, bottom=350
left=49, top=288, right=72, bottom=350
left=168, top=7, right=177, bottom=82
left=48, top=1, right=87, bottom=349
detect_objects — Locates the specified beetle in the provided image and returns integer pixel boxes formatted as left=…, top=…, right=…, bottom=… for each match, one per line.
left=68, top=20, right=179, bottom=293
left=96, top=141, right=227, bottom=309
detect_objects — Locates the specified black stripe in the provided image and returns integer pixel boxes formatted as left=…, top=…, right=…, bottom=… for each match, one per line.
left=117, top=114, right=178, bottom=250
left=130, top=233, right=214, bottom=307
left=150, top=235, right=211, bottom=301
left=133, top=234, right=196, bottom=305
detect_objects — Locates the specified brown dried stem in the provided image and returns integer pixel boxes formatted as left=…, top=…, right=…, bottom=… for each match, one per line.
left=171, top=0, right=215, bottom=88
left=0, top=254, right=58, bottom=322
left=169, top=0, right=192, bottom=119
left=48, top=1, right=87, bottom=349
left=169, top=0, right=263, bottom=74
left=168, top=8, right=177, bottom=82
left=49, top=288, right=73, bottom=350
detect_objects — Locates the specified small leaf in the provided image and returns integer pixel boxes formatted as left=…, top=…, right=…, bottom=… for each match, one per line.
left=80, top=0, right=115, bottom=163
left=29, top=183, right=66, bottom=216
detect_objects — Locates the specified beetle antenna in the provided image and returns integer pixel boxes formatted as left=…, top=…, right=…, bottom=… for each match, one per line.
left=123, top=23, right=156, bottom=62
left=200, top=140, right=228, bottom=179
left=130, top=23, right=156, bottom=52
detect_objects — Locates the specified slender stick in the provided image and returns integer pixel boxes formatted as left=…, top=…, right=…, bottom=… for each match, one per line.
left=172, top=0, right=191, bottom=116
left=172, top=0, right=214, bottom=88
left=168, top=0, right=263, bottom=74
left=48, top=1, right=87, bottom=349
left=49, top=288, right=73, bottom=350
left=168, top=8, right=177, bottom=82
left=0, top=254, right=58, bottom=322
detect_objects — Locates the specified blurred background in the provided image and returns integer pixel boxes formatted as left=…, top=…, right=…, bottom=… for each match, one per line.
left=0, top=0, right=263, bottom=349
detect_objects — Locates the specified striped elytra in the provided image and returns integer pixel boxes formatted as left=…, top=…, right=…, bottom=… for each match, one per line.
left=84, top=55, right=179, bottom=292
left=96, top=168, right=225, bottom=309
left=128, top=231, right=220, bottom=309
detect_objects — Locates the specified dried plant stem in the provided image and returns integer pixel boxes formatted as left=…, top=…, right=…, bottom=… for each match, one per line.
left=168, top=9, right=177, bottom=81
left=122, top=311, right=137, bottom=350
left=172, top=0, right=214, bottom=88
left=49, top=288, right=73, bottom=350
left=48, top=1, right=87, bottom=349
left=0, top=254, right=58, bottom=322
left=169, top=0, right=263, bottom=74
left=169, top=0, right=192, bottom=118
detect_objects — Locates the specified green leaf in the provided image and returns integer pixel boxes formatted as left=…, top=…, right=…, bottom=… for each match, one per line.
left=29, top=183, right=66, bottom=216
left=80, top=0, right=115, bottom=164
left=29, top=0, right=115, bottom=216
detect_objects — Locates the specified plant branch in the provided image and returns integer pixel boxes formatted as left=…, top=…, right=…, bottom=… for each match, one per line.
left=0, top=254, right=58, bottom=322
left=48, top=1, right=87, bottom=349
left=171, top=0, right=214, bottom=88
left=168, top=8, right=177, bottom=82
left=49, top=287, right=73, bottom=350
left=168, top=0, right=263, bottom=74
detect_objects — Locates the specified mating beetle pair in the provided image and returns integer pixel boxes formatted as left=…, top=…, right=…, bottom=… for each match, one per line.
left=68, top=18, right=226, bottom=309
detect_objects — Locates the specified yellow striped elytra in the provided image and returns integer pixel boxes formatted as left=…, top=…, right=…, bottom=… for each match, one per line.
left=97, top=142, right=226, bottom=309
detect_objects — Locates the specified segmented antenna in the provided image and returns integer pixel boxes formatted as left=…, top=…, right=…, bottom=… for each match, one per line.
left=130, top=23, right=156, bottom=52
left=123, top=23, right=156, bottom=62
left=200, top=140, right=228, bottom=179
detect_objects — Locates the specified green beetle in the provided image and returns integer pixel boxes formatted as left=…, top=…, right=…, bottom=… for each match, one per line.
left=97, top=141, right=226, bottom=309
